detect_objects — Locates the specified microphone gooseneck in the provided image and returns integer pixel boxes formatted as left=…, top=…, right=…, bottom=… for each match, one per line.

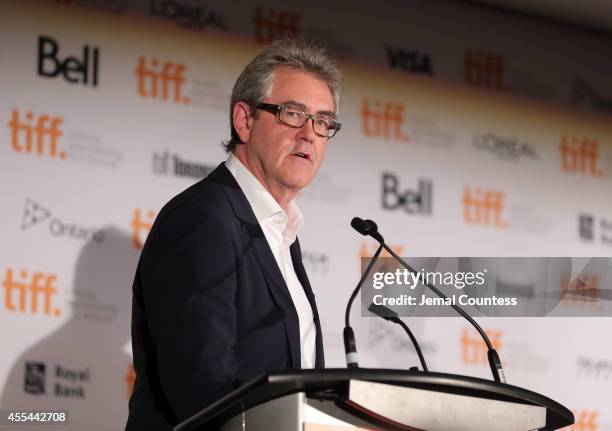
left=351, top=216, right=507, bottom=384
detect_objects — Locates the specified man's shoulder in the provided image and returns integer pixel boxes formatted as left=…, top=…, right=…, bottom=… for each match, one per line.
left=151, top=163, right=240, bottom=236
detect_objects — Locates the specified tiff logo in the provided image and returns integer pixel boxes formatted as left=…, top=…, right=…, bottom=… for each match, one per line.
left=461, top=327, right=502, bottom=365
left=37, top=35, right=99, bottom=86
left=2, top=268, right=61, bottom=316
left=125, top=363, right=135, bottom=399
left=463, top=187, right=507, bottom=228
left=9, top=110, right=65, bottom=159
left=25, top=362, right=46, bottom=395
left=361, top=99, right=409, bottom=141
left=560, top=136, right=603, bottom=177
left=132, top=209, right=156, bottom=249
left=465, top=50, right=506, bottom=91
left=386, top=46, right=433, bottom=75
left=567, top=410, right=598, bottom=431
left=382, top=173, right=432, bottom=215
left=561, top=273, right=600, bottom=310
left=136, top=57, right=190, bottom=104
left=253, top=7, right=301, bottom=44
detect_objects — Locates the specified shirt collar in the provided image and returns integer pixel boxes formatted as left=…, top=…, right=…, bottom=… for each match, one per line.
left=225, top=153, right=303, bottom=241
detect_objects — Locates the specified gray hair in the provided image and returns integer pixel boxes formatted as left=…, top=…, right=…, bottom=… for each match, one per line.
left=224, top=38, right=343, bottom=152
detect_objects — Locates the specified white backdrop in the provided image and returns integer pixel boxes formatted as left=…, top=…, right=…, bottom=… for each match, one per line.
left=1, top=1, right=611, bottom=430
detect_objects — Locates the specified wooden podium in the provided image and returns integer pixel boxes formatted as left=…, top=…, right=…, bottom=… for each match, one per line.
left=174, top=368, right=574, bottom=431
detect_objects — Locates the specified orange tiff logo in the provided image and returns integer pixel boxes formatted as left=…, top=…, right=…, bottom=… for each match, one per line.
left=561, top=273, right=600, bottom=310
left=565, top=410, right=599, bottom=431
left=359, top=241, right=404, bottom=259
left=1, top=268, right=61, bottom=316
left=132, top=209, right=156, bottom=249
left=464, top=49, right=507, bottom=91
left=9, top=110, right=66, bottom=159
left=253, top=7, right=301, bottom=44
left=463, top=187, right=507, bottom=229
left=460, top=327, right=503, bottom=365
left=361, top=99, right=409, bottom=141
left=125, top=362, right=135, bottom=399
left=560, top=136, right=603, bottom=177
left=136, top=57, right=190, bottom=104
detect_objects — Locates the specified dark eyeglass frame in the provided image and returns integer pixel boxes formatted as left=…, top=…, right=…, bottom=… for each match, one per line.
left=256, top=103, right=341, bottom=139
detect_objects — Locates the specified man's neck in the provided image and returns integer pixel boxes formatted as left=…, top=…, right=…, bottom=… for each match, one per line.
left=232, top=150, right=296, bottom=213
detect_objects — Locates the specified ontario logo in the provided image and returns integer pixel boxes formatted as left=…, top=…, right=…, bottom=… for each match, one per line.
left=21, top=198, right=104, bottom=243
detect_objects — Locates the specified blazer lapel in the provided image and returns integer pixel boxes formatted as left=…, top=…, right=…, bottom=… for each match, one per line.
left=210, top=163, right=301, bottom=369
left=290, top=239, right=325, bottom=369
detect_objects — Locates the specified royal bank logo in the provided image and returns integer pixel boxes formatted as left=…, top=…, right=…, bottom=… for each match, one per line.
left=571, top=77, right=612, bottom=115
left=152, top=151, right=215, bottom=179
left=473, top=132, right=538, bottom=161
left=579, top=214, right=612, bottom=246
left=382, top=173, right=432, bottom=215
left=24, top=361, right=89, bottom=399
left=253, top=7, right=301, bottom=44
left=150, top=0, right=228, bottom=31
left=20, top=198, right=104, bottom=243
left=25, top=362, right=46, bottom=395
left=386, top=46, right=433, bottom=75
left=37, top=35, right=99, bottom=87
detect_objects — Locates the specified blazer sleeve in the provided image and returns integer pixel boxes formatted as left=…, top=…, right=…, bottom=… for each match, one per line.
left=138, top=201, right=240, bottom=421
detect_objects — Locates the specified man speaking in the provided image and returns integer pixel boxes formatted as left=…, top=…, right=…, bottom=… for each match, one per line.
left=126, top=39, right=343, bottom=429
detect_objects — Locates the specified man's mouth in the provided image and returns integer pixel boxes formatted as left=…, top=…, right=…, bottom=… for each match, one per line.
left=293, top=152, right=311, bottom=161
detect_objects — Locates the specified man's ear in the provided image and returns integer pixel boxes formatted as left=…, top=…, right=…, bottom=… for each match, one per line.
left=232, top=101, right=253, bottom=144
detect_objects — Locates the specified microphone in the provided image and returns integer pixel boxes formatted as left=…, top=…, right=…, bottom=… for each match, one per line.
left=368, top=303, right=429, bottom=372
left=351, top=217, right=384, bottom=243
left=343, top=224, right=385, bottom=367
left=351, top=217, right=507, bottom=384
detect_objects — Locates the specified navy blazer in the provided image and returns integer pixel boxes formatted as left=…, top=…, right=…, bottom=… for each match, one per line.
left=126, top=163, right=324, bottom=430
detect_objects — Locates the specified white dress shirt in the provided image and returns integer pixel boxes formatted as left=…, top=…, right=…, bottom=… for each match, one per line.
left=225, top=153, right=316, bottom=369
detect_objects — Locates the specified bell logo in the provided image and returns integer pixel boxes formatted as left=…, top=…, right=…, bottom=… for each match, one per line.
left=253, top=7, right=301, bottom=44
left=9, top=110, right=66, bottom=159
left=463, top=187, right=507, bottom=228
left=568, top=410, right=599, bottom=431
left=382, top=173, right=433, bottom=215
left=125, top=363, right=135, bottom=399
left=560, top=136, right=603, bottom=177
left=460, top=327, right=503, bottom=365
left=132, top=209, right=156, bottom=249
left=37, top=35, right=99, bottom=87
left=361, top=99, right=409, bottom=141
left=1, top=268, right=61, bottom=316
left=386, top=46, right=433, bottom=75
left=465, top=50, right=507, bottom=91
left=135, top=57, right=190, bottom=104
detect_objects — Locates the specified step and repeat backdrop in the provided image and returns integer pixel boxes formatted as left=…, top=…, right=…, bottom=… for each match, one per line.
left=1, top=0, right=611, bottom=429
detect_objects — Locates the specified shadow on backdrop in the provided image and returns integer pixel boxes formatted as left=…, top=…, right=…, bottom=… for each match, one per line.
left=0, top=226, right=138, bottom=431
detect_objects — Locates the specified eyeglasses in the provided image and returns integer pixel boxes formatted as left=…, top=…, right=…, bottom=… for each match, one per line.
left=256, top=103, right=341, bottom=139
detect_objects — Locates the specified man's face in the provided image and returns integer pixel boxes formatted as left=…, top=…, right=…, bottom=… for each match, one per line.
left=235, top=68, right=335, bottom=196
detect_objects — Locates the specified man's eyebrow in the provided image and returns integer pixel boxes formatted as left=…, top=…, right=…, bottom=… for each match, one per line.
left=282, top=100, right=337, bottom=118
